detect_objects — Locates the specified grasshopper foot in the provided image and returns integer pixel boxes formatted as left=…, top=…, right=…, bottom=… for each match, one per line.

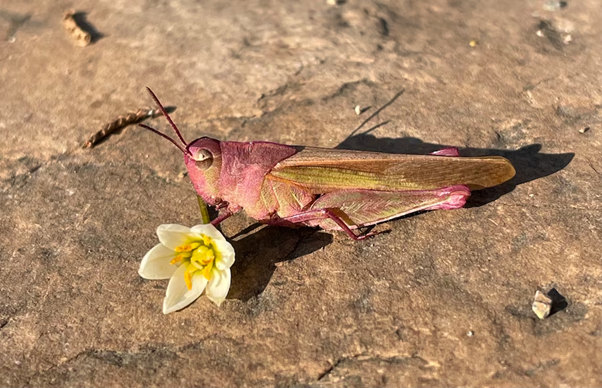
left=355, top=231, right=377, bottom=240
left=355, top=228, right=390, bottom=240
left=431, top=147, right=460, bottom=157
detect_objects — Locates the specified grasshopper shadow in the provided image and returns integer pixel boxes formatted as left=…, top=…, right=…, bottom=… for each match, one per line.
left=227, top=226, right=332, bottom=302
left=336, top=134, right=574, bottom=207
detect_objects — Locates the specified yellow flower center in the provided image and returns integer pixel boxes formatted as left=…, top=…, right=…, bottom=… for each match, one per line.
left=173, top=235, right=218, bottom=290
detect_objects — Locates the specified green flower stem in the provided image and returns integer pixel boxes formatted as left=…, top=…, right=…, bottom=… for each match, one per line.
left=197, top=196, right=211, bottom=224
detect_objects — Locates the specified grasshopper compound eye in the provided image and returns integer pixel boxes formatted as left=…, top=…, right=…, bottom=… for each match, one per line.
left=189, top=147, right=213, bottom=170
left=190, top=148, right=212, bottom=162
left=186, top=137, right=221, bottom=170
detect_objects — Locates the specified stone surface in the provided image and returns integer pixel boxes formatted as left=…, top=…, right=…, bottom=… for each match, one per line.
left=1, top=0, right=601, bottom=386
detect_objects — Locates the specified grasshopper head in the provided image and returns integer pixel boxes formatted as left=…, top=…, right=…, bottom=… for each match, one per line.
left=139, top=88, right=224, bottom=207
left=184, top=137, right=223, bottom=206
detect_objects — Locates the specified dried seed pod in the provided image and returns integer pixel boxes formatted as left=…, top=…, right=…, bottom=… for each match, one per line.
left=83, top=108, right=164, bottom=148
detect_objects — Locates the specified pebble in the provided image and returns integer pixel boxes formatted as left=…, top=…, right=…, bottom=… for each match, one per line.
left=532, top=290, right=552, bottom=319
left=543, top=1, right=568, bottom=12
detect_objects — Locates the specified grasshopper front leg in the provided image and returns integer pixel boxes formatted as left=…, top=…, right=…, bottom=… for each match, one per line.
left=210, top=210, right=234, bottom=226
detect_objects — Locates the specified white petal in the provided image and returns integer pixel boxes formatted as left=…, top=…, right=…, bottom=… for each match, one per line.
left=206, top=268, right=231, bottom=306
left=190, top=223, right=225, bottom=241
left=157, top=224, right=192, bottom=250
left=213, top=239, right=235, bottom=270
left=163, top=264, right=207, bottom=314
left=139, top=243, right=179, bottom=279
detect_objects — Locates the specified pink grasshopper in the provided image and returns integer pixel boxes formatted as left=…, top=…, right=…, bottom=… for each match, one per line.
left=140, top=88, right=515, bottom=240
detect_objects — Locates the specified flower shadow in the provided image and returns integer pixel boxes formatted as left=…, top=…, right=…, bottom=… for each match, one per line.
left=227, top=226, right=332, bottom=301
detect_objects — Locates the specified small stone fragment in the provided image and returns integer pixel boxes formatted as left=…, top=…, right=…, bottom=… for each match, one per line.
left=354, top=105, right=361, bottom=115
left=563, top=34, right=572, bottom=44
left=532, top=290, right=552, bottom=319
left=469, top=40, right=478, bottom=47
left=63, top=10, right=92, bottom=47
left=327, top=0, right=345, bottom=5
left=579, top=127, right=589, bottom=134
left=543, top=1, right=568, bottom=12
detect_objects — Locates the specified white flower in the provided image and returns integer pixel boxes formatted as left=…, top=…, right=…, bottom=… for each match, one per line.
left=139, top=224, right=235, bottom=314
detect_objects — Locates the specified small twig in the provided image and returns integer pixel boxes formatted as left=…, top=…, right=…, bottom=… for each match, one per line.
left=82, top=108, right=163, bottom=148
left=586, top=158, right=600, bottom=176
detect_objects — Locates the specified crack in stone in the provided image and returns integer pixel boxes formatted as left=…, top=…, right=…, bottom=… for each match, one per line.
left=321, top=79, right=374, bottom=102
left=218, top=78, right=382, bottom=131
left=194, top=114, right=262, bottom=124
left=502, top=203, right=600, bottom=212
left=316, top=355, right=355, bottom=381
left=316, top=353, right=429, bottom=382
left=23, top=334, right=238, bottom=385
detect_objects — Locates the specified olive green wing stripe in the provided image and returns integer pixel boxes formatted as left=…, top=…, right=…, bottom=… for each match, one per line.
left=270, top=148, right=515, bottom=193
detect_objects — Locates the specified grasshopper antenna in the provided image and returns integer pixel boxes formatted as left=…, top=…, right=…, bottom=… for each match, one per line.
left=138, top=123, right=189, bottom=155
left=145, top=87, right=188, bottom=147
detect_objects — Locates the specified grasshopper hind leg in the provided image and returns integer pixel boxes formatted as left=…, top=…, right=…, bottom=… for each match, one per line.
left=269, top=209, right=377, bottom=240
left=307, top=186, right=470, bottom=238
left=267, top=185, right=470, bottom=241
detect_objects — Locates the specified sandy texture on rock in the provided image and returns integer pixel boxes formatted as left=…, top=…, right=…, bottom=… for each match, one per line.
left=1, top=0, right=601, bottom=386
